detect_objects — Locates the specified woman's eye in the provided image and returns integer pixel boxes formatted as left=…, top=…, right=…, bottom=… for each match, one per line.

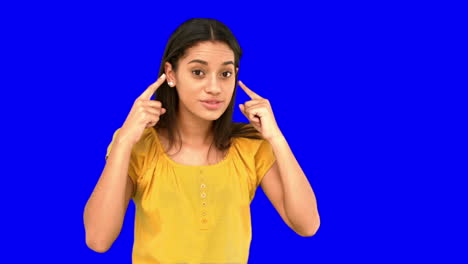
left=192, top=70, right=232, bottom=78
left=192, top=70, right=204, bottom=76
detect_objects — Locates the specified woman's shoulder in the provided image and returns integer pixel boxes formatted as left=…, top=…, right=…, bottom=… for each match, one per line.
left=105, top=126, right=158, bottom=161
left=231, top=122, right=267, bottom=153
left=118, top=127, right=159, bottom=153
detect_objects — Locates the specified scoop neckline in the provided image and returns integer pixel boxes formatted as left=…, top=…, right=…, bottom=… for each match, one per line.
left=149, top=127, right=234, bottom=169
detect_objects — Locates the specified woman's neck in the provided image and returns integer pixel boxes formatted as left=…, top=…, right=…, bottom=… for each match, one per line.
left=176, top=110, right=214, bottom=147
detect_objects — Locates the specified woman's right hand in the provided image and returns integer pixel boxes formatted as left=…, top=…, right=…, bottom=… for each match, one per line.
left=117, top=73, right=168, bottom=146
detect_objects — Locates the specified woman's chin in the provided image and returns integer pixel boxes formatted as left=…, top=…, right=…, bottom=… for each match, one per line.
left=200, top=111, right=224, bottom=121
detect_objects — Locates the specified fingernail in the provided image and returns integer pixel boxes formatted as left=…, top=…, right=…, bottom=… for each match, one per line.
left=161, top=73, right=166, bottom=79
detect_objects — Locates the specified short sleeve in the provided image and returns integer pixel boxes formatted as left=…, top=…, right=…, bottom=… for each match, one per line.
left=254, top=139, right=277, bottom=188
left=105, top=127, right=155, bottom=191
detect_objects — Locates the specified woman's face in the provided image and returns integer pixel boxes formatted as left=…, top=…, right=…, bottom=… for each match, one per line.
left=165, top=41, right=238, bottom=121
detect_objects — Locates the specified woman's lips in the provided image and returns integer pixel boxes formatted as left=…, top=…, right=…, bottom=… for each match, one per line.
left=200, top=101, right=223, bottom=110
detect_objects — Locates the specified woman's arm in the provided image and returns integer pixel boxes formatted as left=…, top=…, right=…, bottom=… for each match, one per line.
left=265, top=135, right=320, bottom=236
left=83, top=136, right=135, bottom=253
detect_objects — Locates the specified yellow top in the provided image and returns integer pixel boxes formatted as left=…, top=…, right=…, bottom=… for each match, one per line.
left=105, top=124, right=276, bottom=264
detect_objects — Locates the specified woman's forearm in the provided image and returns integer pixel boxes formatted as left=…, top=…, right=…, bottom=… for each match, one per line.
left=83, top=136, right=134, bottom=253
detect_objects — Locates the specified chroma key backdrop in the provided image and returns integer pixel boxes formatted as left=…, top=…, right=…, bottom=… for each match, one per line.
left=0, top=1, right=465, bottom=263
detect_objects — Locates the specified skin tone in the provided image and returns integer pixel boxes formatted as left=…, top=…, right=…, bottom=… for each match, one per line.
left=163, top=41, right=239, bottom=153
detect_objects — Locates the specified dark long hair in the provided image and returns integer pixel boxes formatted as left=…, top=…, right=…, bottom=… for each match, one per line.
left=153, top=18, right=263, bottom=157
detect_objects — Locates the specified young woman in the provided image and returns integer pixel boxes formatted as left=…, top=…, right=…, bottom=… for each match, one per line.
left=84, top=18, right=320, bottom=263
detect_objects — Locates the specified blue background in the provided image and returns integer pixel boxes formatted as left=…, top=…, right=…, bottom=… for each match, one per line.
left=1, top=1, right=465, bottom=263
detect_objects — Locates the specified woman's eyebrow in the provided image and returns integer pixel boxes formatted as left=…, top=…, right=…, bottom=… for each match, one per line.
left=187, top=59, right=234, bottom=66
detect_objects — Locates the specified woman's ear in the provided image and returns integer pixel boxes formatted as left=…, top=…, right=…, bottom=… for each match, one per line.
left=164, top=62, right=176, bottom=85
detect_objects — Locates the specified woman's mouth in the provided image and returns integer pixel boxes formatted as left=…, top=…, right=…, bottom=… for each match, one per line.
left=200, top=100, right=223, bottom=110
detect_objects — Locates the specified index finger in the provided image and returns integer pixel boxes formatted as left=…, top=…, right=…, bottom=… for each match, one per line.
left=139, top=73, right=167, bottom=100
left=238, top=80, right=262, bottom=99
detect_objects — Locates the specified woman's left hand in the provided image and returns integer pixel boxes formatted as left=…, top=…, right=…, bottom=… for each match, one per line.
left=238, top=80, right=284, bottom=141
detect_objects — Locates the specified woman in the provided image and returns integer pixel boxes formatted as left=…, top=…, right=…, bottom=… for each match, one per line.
left=84, top=18, right=320, bottom=263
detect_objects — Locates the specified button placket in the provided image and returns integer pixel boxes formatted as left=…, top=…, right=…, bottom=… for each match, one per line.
left=199, top=168, right=209, bottom=229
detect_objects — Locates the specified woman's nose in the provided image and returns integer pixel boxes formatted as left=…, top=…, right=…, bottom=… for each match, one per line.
left=205, top=76, right=222, bottom=94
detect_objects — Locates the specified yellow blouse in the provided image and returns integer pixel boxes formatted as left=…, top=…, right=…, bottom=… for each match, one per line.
left=105, top=124, right=276, bottom=264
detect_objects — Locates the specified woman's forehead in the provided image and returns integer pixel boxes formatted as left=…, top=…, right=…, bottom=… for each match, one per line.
left=183, top=42, right=234, bottom=64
